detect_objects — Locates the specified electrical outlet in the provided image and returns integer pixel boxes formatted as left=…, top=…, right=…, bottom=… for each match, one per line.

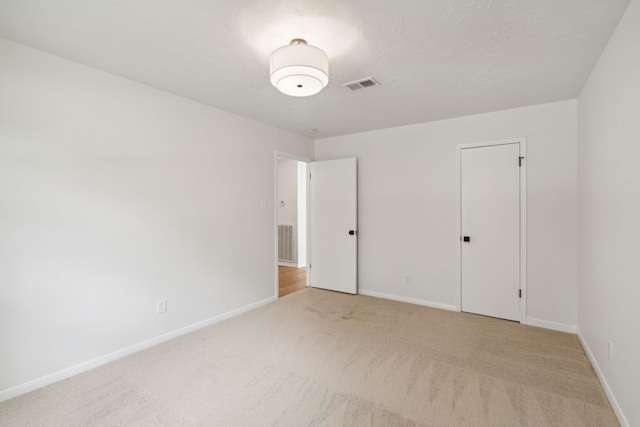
left=607, top=341, right=613, bottom=362
left=404, top=274, right=412, bottom=285
left=157, top=299, right=167, bottom=314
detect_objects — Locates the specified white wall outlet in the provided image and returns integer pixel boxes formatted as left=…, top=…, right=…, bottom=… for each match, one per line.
left=157, top=298, right=167, bottom=314
left=607, top=341, right=613, bottom=362
left=404, top=274, right=412, bottom=285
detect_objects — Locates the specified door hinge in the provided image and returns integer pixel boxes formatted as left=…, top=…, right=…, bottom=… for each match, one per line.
left=309, top=173, right=312, bottom=179
left=519, top=289, right=522, bottom=298
left=519, top=156, right=524, bottom=167
left=310, top=263, right=312, bottom=268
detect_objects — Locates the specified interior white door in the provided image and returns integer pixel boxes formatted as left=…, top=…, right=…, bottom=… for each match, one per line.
left=461, top=143, right=520, bottom=321
left=309, top=158, right=357, bottom=294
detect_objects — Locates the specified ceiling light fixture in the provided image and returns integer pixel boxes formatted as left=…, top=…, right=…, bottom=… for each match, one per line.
left=270, top=39, right=329, bottom=97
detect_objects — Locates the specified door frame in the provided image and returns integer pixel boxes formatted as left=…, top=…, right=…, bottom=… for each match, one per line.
left=274, top=151, right=311, bottom=300
left=455, top=137, right=527, bottom=323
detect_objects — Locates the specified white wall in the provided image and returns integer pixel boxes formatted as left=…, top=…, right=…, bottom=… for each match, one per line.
left=277, top=158, right=300, bottom=265
left=577, top=0, right=639, bottom=425
left=315, top=100, right=578, bottom=330
left=0, top=38, right=313, bottom=396
left=277, top=158, right=298, bottom=227
left=276, top=158, right=307, bottom=267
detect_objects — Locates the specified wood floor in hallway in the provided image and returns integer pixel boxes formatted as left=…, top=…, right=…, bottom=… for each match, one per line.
left=279, top=266, right=306, bottom=297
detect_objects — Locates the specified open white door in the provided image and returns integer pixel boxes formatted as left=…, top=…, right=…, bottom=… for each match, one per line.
left=460, top=142, right=521, bottom=321
left=309, top=158, right=357, bottom=294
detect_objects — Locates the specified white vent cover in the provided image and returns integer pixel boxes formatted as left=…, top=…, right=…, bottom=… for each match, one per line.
left=278, top=224, right=296, bottom=263
left=342, top=77, right=380, bottom=91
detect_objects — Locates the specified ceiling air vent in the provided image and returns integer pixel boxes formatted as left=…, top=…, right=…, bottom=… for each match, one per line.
left=343, top=77, right=380, bottom=91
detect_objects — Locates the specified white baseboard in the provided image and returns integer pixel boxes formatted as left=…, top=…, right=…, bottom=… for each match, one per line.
left=358, top=289, right=458, bottom=312
left=0, top=296, right=276, bottom=403
left=577, top=329, right=629, bottom=427
left=278, top=262, right=304, bottom=268
left=525, top=317, right=577, bottom=334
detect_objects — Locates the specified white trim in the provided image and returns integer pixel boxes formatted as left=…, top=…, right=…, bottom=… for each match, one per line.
left=305, top=162, right=311, bottom=288
left=274, top=151, right=311, bottom=300
left=456, top=137, right=527, bottom=323
left=275, top=151, right=311, bottom=163
left=0, top=296, right=275, bottom=403
left=577, top=329, right=630, bottom=427
left=455, top=139, right=524, bottom=149
left=519, top=140, right=527, bottom=323
left=525, top=317, right=577, bottom=334
left=455, top=145, right=462, bottom=312
left=358, top=289, right=458, bottom=312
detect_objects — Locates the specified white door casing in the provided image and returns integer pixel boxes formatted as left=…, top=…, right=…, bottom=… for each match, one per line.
left=309, top=158, right=358, bottom=294
left=458, top=139, right=526, bottom=322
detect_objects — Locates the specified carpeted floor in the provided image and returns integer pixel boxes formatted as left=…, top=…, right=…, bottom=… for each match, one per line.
left=0, top=288, right=619, bottom=426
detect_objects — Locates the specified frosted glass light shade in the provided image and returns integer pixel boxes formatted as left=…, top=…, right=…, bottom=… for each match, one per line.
left=270, top=41, right=329, bottom=97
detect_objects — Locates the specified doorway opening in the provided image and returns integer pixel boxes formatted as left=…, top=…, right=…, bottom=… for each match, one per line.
left=276, top=153, right=309, bottom=297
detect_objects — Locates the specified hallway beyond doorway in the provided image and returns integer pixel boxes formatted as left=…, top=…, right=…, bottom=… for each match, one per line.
left=279, top=266, right=306, bottom=297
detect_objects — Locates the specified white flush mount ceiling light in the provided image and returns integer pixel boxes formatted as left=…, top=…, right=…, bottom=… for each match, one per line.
left=270, top=39, right=329, bottom=97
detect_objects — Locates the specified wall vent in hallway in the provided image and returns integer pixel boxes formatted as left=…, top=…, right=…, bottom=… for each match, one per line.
left=278, top=225, right=296, bottom=263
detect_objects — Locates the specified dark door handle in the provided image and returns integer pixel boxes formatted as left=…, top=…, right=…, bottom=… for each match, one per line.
left=463, top=236, right=470, bottom=242
left=349, top=230, right=357, bottom=235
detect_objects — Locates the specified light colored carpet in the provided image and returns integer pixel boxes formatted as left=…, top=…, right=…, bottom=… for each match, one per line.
left=0, top=288, right=618, bottom=426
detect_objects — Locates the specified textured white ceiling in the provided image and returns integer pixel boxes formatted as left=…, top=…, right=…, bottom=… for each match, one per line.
left=0, top=0, right=630, bottom=138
